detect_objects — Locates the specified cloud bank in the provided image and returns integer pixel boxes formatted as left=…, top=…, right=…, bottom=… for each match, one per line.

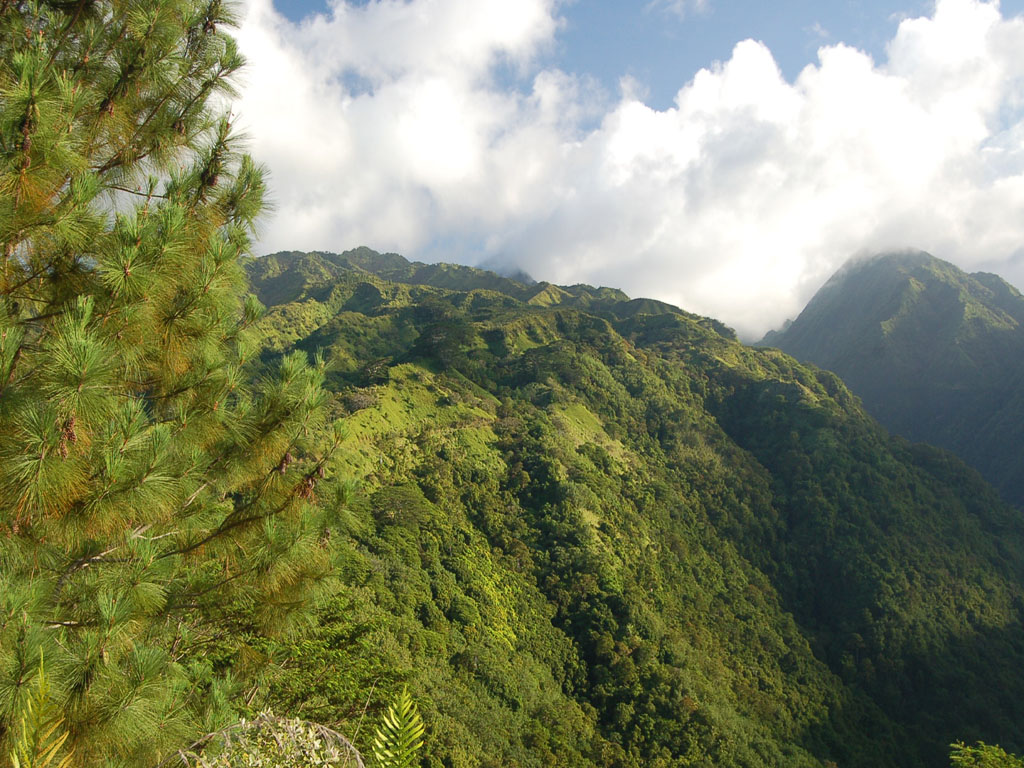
left=234, top=0, right=1024, bottom=339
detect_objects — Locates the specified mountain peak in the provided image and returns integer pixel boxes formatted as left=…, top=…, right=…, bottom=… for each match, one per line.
left=762, top=250, right=1024, bottom=507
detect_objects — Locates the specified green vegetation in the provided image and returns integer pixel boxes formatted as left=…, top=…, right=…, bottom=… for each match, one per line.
left=373, top=688, right=425, bottom=768
left=950, top=742, right=1024, bottom=768
left=0, top=3, right=335, bottom=765
left=8, top=657, right=72, bottom=768
left=2, top=0, right=1021, bottom=763
left=241, top=249, right=1024, bottom=767
left=760, top=250, right=1024, bottom=508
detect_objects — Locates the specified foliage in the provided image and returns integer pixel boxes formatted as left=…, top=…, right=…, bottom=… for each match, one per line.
left=0, top=3, right=334, bottom=765
left=372, top=688, right=424, bottom=768
left=245, top=249, right=1024, bottom=768
left=950, top=742, right=1024, bottom=768
left=762, top=250, right=1024, bottom=508
left=7, top=656, right=72, bottom=768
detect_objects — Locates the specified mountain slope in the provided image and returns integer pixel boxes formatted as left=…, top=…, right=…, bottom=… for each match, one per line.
left=759, top=250, right=1024, bottom=508
left=245, top=249, right=1024, bottom=768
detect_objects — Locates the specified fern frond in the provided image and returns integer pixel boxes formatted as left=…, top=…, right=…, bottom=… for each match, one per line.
left=8, top=654, right=74, bottom=768
left=371, top=687, right=425, bottom=768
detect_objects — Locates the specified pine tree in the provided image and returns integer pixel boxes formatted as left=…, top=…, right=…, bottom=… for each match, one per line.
left=0, top=1, right=339, bottom=764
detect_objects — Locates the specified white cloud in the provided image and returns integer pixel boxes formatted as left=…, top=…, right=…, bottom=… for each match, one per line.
left=807, top=21, right=830, bottom=40
left=645, top=0, right=710, bottom=20
left=234, top=0, right=1024, bottom=339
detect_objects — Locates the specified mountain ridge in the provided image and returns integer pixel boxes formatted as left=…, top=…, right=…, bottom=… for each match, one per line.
left=759, top=249, right=1024, bottom=508
left=244, top=248, right=1024, bottom=767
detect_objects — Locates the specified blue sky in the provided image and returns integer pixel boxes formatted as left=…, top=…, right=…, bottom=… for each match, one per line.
left=271, top=0, right=1021, bottom=105
left=235, top=0, right=1024, bottom=337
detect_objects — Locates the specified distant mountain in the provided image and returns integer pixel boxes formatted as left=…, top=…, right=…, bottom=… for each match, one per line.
left=760, top=250, right=1024, bottom=508
left=247, top=247, right=735, bottom=337
left=243, top=248, right=1024, bottom=768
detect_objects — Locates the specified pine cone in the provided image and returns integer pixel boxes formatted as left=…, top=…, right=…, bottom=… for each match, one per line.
left=298, top=475, right=316, bottom=500
left=277, top=451, right=294, bottom=474
left=58, top=416, right=77, bottom=459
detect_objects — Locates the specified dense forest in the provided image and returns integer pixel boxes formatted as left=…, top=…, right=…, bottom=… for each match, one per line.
left=761, top=250, right=1024, bottom=509
left=3, top=1, right=1024, bottom=766
left=238, top=248, right=1024, bottom=767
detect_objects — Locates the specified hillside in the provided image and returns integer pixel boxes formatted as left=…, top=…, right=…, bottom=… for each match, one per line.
left=244, top=248, right=1024, bottom=768
left=760, top=250, right=1024, bottom=509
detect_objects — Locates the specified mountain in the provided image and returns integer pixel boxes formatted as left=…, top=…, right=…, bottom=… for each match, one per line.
left=243, top=248, right=1024, bottom=768
left=760, top=250, right=1024, bottom=509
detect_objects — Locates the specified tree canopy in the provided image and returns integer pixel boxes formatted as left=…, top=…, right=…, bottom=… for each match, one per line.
left=240, top=249, right=1024, bottom=767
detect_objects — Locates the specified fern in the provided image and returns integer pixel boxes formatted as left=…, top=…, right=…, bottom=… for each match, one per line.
left=9, top=655, right=73, bottom=768
left=371, top=688, right=424, bottom=768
